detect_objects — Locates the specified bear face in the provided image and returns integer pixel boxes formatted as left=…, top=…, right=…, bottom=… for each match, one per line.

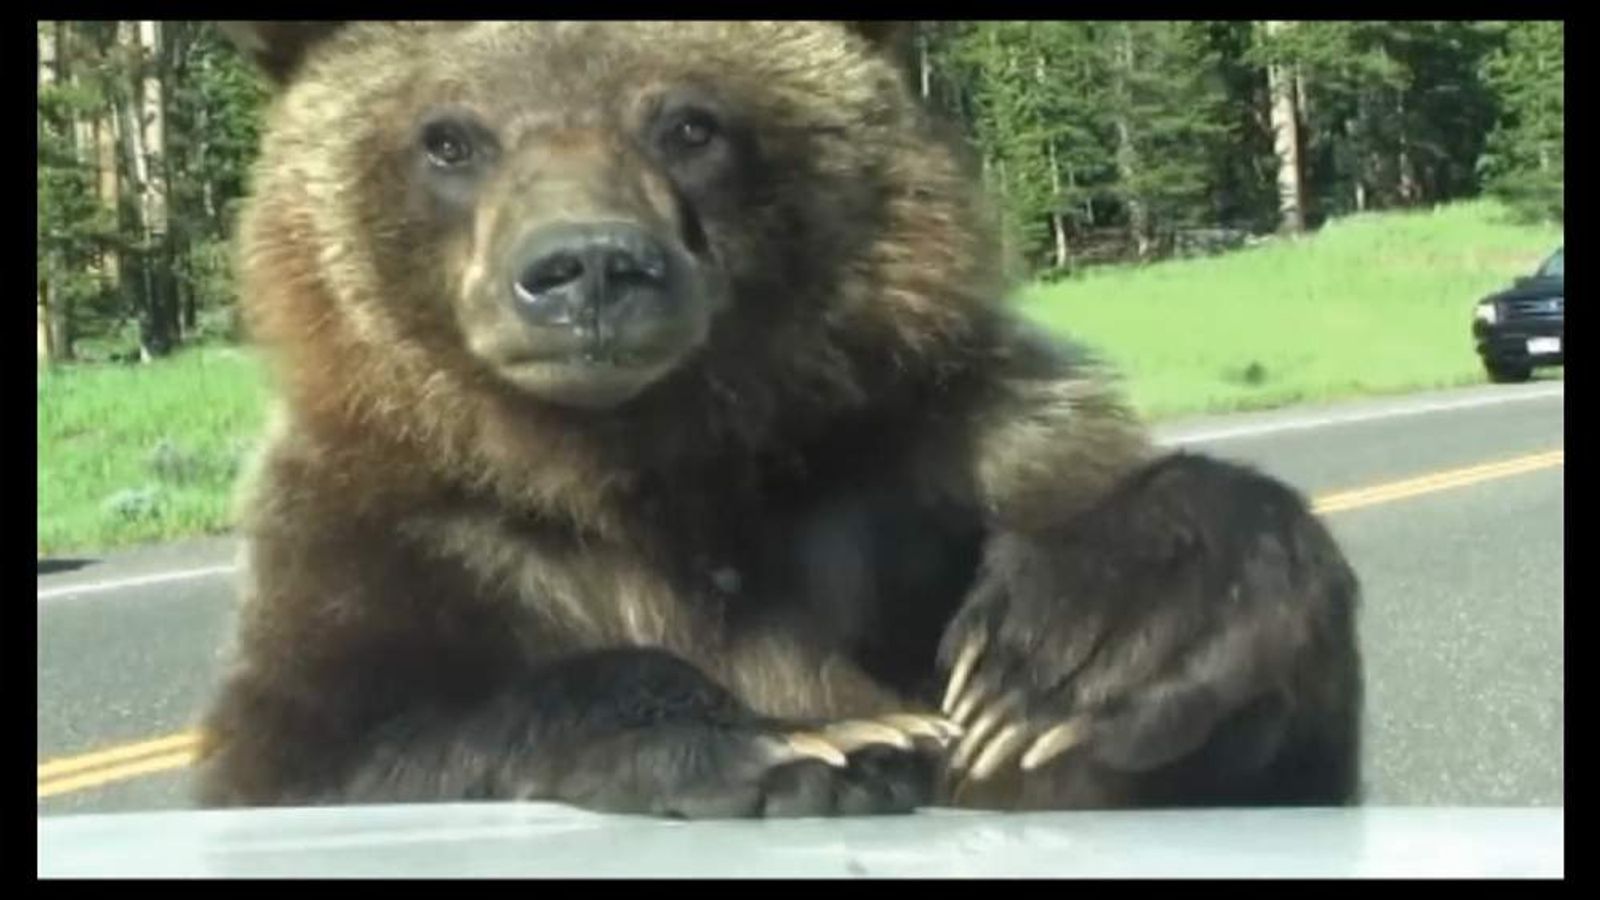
left=240, top=23, right=998, bottom=455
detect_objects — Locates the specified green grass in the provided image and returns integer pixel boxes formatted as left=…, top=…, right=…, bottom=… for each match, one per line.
left=1015, top=199, right=1563, bottom=419
left=37, top=345, right=271, bottom=555
left=36, top=199, right=1562, bottom=555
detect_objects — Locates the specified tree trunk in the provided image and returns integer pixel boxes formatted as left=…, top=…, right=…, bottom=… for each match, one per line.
left=38, top=23, right=60, bottom=366
left=67, top=24, right=94, bottom=171
left=86, top=22, right=124, bottom=282
left=1295, top=67, right=1311, bottom=139
left=1050, top=212, right=1070, bottom=270
left=115, top=28, right=148, bottom=225
left=93, top=26, right=127, bottom=331
left=1034, top=50, right=1068, bottom=270
left=165, top=22, right=197, bottom=338
left=1395, top=89, right=1420, bottom=206
left=56, top=24, right=118, bottom=363
left=39, top=282, right=54, bottom=368
left=140, top=19, right=174, bottom=351
left=1113, top=24, right=1152, bottom=259
left=193, top=75, right=218, bottom=228
left=1265, top=20, right=1306, bottom=234
left=994, top=156, right=1009, bottom=264
left=1046, top=140, right=1069, bottom=269
left=917, top=28, right=932, bottom=101
left=1345, top=110, right=1369, bottom=212
left=120, top=20, right=175, bottom=360
left=115, top=23, right=150, bottom=359
left=96, top=111, right=122, bottom=283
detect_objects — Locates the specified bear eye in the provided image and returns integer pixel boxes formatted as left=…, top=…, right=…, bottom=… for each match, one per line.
left=660, top=109, right=722, bottom=156
left=421, top=121, right=475, bottom=169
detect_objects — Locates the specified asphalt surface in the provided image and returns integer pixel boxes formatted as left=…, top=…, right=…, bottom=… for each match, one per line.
left=37, top=381, right=1565, bottom=816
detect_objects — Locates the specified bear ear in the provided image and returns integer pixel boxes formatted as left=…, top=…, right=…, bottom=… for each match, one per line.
left=840, top=21, right=918, bottom=86
left=841, top=21, right=916, bottom=56
left=214, top=21, right=345, bottom=86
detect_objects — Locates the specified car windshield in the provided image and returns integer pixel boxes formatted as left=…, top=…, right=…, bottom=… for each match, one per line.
left=1537, top=248, right=1564, bottom=278
left=36, top=17, right=1566, bottom=881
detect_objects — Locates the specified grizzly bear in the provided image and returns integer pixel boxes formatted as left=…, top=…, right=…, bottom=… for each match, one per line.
left=197, top=21, right=1362, bottom=817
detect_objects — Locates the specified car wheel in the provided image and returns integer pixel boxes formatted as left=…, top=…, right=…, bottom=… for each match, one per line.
left=1485, top=359, right=1533, bottom=384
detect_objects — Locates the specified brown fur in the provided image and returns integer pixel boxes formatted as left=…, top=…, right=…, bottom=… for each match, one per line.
left=197, top=21, right=1353, bottom=816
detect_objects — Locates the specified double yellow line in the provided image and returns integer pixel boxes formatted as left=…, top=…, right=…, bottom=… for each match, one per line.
left=37, top=732, right=200, bottom=798
left=36, top=447, right=1564, bottom=800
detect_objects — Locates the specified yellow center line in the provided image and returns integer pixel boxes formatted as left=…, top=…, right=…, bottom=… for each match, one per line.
left=37, top=749, right=198, bottom=799
left=1312, top=449, right=1563, bottom=514
left=36, top=731, right=201, bottom=780
left=36, top=447, right=1564, bottom=799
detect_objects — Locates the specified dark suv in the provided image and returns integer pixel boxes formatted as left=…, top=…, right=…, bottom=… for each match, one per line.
left=1473, top=247, right=1564, bottom=383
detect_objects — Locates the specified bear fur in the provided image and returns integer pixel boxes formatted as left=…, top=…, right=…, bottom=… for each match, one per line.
left=196, top=21, right=1362, bottom=817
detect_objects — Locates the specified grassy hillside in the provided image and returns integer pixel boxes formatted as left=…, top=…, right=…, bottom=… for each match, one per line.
left=1017, top=199, right=1562, bottom=419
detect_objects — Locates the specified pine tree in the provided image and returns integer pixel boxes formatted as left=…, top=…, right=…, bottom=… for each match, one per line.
left=1480, top=21, right=1563, bottom=222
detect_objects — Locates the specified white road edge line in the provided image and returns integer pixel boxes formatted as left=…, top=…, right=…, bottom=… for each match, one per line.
left=1157, top=385, right=1562, bottom=446
left=39, top=384, right=1562, bottom=600
left=37, top=564, right=239, bottom=601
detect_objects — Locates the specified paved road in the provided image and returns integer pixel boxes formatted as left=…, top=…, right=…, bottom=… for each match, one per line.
left=37, top=381, right=1565, bottom=815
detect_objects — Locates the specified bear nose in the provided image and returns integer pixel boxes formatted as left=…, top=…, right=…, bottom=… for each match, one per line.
left=511, top=224, right=671, bottom=327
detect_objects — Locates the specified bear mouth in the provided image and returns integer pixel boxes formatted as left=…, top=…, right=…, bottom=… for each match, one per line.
left=497, top=355, right=682, bottom=411
left=494, top=321, right=701, bottom=375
